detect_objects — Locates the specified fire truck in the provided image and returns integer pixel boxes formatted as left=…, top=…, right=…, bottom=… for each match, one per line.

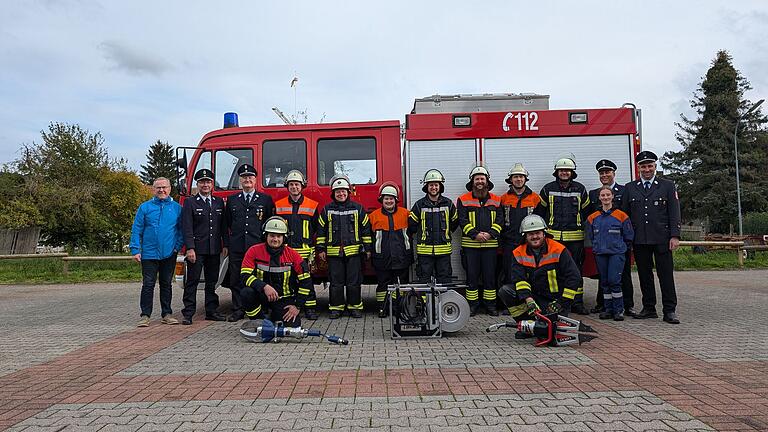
left=175, top=93, right=641, bottom=286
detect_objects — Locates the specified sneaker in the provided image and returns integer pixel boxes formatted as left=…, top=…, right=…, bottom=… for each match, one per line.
left=350, top=310, right=363, bottom=319
left=161, top=315, right=179, bottom=325
left=137, top=315, right=150, bottom=327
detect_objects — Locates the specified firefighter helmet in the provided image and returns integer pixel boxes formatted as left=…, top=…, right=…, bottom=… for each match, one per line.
left=552, top=157, right=578, bottom=179
left=378, top=183, right=400, bottom=202
left=285, top=170, right=306, bottom=187
left=466, top=165, right=494, bottom=191
left=329, top=175, right=351, bottom=200
left=505, top=163, right=529, bottom=183
left=520, top=214, right=547, bottom=234
left=421, top=169, right=445, bottom=193
left=262, top=216, right=289, bottom=235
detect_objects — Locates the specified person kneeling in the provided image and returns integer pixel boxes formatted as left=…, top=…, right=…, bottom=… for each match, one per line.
left=498, top=215, right=582, bottom=337
left=240, top=217, right=313, bottom=327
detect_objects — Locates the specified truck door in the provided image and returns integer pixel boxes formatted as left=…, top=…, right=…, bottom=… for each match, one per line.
left=259, top=133, right=311, bottom=201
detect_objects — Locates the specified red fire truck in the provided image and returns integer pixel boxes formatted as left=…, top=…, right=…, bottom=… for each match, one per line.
left=175, top=93, right=641, bottom=285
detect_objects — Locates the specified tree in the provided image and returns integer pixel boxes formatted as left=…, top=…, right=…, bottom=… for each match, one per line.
left=139, top=140, right=176, bottom=196
left=11, top=122, right=148, bottom=252
left=663, top=50, right=768, bottom=233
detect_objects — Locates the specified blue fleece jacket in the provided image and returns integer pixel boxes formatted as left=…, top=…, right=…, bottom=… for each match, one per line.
left=586, top=207, right=634, bottom=255
left=130, top=197, right=183, bottom=260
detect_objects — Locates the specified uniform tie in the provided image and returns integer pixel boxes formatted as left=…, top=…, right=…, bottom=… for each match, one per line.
left=644, top=181, right=651, bottom=191
left=245, top=194, right=251, bottom=205
left=205, top=197, right=211, bottom=208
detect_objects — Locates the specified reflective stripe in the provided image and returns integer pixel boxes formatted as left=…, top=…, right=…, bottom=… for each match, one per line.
left=305, top=300, right=317, bottom=307
left=548, top=229, right=585, bottom=241
left=328, top=304, right=345, bottom=311
left=482, top=290, right=497, bottom=300
left=576, top=195, right=582, bottom=227
left=246, top=275, right=257, bottom=287
left=461, top=238, right=498, bottom=248
left=547, top=269, right=559, bottom=293
left=444, top=208, right=451, bottom=240
left=515, top=281, right=532, bottom=292
left=402, top=228, right=410, bottom=250
left=256, top=263, right=292, bottom=272
left=297, top=272, right=310, bottom=281
left=374, top=231, right=382, bottom=253
left=507, top=303, right=529, bottom=318
left=562, top=288, right=578, bottom=299
left=548, top=191, right=582, bottom=198
left=327, top=209, right=358, bottom=216
left=298, top=206, right=315, bottom=214
left=275, top=207, right=293, bottom=213
left=347, top=301, right=364, bottom=310
left=515, top=255, right=536, bottom=266
left=282, top=271, right=289, bottom=297
left=327, top=214, right=333, bottom=244
left=548, top=194, right=555, bottom=226
left=303, top=220, right=309, bottom=240
left=416, top=243, right=452, bottom=255
left=465, top=289, right=479, bottom=301
left=245, top=304, right=262, bottom=317
left=241, top=267, right=254, bottom=274
left=353, top=212, right=359, bottom=242
left=422, top=206, right=450, bottom=212
left=376, top=291, right=387, bottom=302
left=612, top=292, right=624, bottom=298
left=420, top=209, right=427, bottom=241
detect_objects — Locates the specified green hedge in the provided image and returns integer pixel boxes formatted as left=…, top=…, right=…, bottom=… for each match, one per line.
left=744, top=212, right=768, bottom=235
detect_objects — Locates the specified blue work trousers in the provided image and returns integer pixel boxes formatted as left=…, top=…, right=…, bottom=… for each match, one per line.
left=595, top=253, right=625, bottom=315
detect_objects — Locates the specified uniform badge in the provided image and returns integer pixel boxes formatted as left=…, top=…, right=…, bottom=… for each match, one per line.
left=256, top=208, right=264, bottom=220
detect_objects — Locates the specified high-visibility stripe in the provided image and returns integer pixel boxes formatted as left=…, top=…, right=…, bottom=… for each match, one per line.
left=461, top=239, right=498, bottom=248
left=576, top=196, right=582, bottom=227
left=402, top=228, right=410, bottom=250
left=298, top=287, right=311, bottom=296
left=256, top=269, right=263, bottom=280
left=303, top=220, right=309, bottom=240
left=328, top=304, right=345, bottom=311
left=611, top=292, right=624, bottom=299
left=297, top=272, right=310, bottom=281
left=482, top=290, right=497, bottom=300
left=361, top=236, right=372, bottom=243
left=374, top=231, right=382, bottom=253
left=295, top=246, right=312, bottom=259
left=563, top=288, right=578, bottom=299
left=376, top=291, right=386, bottom=302
left=305, top=300, right=317, bottom=307
left=507, top=303, right=529, bottom=318
left=318, top=216, right=326, bottom=227
left=246, top=275, right=257, bottom=287
left=420, top=209, right=427, bottom=241
left=548, top=195, right=555, bottom=226
left=547, top=269, right=559, bottom=293
left=282, top=273, right=289, bottom=297
left=410, top=212, right=419, bottom=222
left=245, top=304, right=262, bottom=317
left=416, top=244, right=452, bottom=255
left=347, top=301, right=364, bottom=310
left=327, top=214, right=333, bottom=244
left=241, top=267, right=254, bottom=274
left=444, top=209, right=451, bottom=240
left=354, top=212, right=359, bottom=241
left=315, top=236, right=326, bottom=245
left=256, top=264, right=292, bottom=272
left=275, top=207, right=293, bottom=213
left=515, top=281, right=532, bottom=292
left=548, top=229, right=585, bottom=241
left=465, top=289, right=479, bottom=301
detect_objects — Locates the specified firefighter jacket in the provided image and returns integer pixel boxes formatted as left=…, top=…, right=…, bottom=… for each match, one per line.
left=240, top=243, right=313, bottom=315
left=588, top=183, right=625, bottom=214
left=130, top=196, right=183, bottom=260
left=511, top=238, right=581, bottom=308
left=586, top=208, right=635, bottom=255
left=369, top=206, right=413, bottom=270
left=621, top=177, right=681, bottom=245
left=181, top=194, right=226, bottom=255
left=224, top=191, right=274, bottom=254
left=500, top=186, right=546, bottom=248
left=274, top=195, right=319, bottom=259
left=408, top=195, right=458, bottom=256
left=539, top=181, right=591, bottom=242
left=457, top=192, right=502, bottom=248
left=316, top=199, right=372, bottom=257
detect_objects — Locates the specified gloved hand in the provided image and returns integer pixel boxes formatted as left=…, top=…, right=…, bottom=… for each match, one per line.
left=525, top=297, right=540, bottom=313
left=546, top=300, right=564, bottom=315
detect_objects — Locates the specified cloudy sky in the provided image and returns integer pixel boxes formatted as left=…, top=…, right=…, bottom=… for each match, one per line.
left=1, top=0, right=766, bottom=171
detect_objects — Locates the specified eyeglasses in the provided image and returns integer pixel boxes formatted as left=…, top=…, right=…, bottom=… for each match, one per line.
left=154, top=186, right=170, bottom=189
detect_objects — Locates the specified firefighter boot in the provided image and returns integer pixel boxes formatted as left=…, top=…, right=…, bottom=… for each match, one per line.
left=485, top=303, right=499, bottom=317
left=378, top=302, right=389, bottom=318
left=305, top=308, right=319, bottom=320
left=328, top=310, right=342, bottom=320
left=469, top=301, right=480, bottom=317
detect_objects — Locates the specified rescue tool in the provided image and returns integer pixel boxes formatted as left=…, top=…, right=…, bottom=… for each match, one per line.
left=388, top=277, right=471, bottom=339
left=486, top=310, right=598, bottom=347
left=239, top=319, right=349, bottom=345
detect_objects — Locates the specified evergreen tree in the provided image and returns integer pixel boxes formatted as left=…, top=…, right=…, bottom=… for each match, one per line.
left=663, top=50, right=768, bottom=233
left=139, top=140, right=176, bottom=192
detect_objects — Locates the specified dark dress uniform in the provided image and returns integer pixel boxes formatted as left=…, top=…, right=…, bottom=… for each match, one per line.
left=621, top=152, right=681, bottom=319
left=588, top=181, right=634, bottom=313
left=181, top=189, right=226, bottom=320
left=224, top=185, right=274, bottom=320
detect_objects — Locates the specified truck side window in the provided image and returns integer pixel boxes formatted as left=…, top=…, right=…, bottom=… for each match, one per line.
left=317, top=137, right=377, bottom=185
left=262, top=139, right=307, bottom=188
left=189, top=151, right=211, bottom=195
left=214, top=149, right=253, bottom=190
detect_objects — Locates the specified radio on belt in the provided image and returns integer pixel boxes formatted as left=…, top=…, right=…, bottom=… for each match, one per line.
left=387, top=277, right=471, bottom=339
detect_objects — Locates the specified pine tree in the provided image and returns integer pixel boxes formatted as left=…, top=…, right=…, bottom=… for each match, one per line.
left=139, top=140, right=176, bottom=193
left=663, top=50, right=768, bottom=233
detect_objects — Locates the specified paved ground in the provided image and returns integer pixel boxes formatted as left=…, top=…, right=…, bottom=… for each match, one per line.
left=1, top=270, right=767, bottom=431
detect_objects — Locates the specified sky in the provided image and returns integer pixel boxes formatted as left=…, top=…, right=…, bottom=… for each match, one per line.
left=1, top=0, right=767, bottom=172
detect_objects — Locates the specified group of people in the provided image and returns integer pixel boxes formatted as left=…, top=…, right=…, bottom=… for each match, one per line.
left=129, top=148, right=682, bottom=329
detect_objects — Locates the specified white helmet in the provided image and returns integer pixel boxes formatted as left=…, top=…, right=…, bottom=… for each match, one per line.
left=553, top=157, right=577, bottom=179
left=520, top=214, right=547, bottom=234
left=378, top=183, right=400, bottom=202
left=506, top=163, right=529, bottom=184
left=285, top=170, right=306, bottom=187
left=421, top=169, right=445, bottom=193
left=466, top=165, right=494, bottom=191
left=330, top=175, right=351, bottom=191
left=263, top=216, right=289, bottom=235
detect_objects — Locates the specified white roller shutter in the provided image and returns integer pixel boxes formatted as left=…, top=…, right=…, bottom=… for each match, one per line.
left=483, top=135, right=634, bottom=196
left=405, top=139, right=477, bottom=280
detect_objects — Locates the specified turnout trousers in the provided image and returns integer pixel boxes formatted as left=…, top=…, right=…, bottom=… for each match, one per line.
left=463, top=247, right=497, bottom=308
left=328, top=255, right=363, bottom=311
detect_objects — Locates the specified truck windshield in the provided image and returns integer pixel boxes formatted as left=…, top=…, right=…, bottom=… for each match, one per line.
left=317, top=137, right=377, bottom=185
left=262, top=139, right=307, bottom=188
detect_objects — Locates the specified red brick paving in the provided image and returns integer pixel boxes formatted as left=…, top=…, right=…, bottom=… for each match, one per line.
left=1, top=318, right=768, bottom=431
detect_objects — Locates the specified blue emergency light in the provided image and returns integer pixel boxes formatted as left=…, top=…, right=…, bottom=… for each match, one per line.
left=224, top=112, right=239, bottom=128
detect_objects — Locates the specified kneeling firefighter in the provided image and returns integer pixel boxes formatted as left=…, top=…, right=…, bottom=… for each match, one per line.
left=370, top=183, right=413, bottom=317
left=240, top=217, right=314, bottom=327
left=498, top=214, right=581, bottom=335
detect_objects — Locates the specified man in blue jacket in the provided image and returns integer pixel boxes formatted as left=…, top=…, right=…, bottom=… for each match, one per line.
left=130, top=177, right=184, bottom=327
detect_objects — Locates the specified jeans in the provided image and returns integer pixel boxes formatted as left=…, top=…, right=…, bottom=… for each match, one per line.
left=140, top=255, right=177, bottom=317
left=595, top=253, right=625, bottom=315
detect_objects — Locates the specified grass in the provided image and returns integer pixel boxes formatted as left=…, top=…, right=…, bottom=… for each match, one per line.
left=0, top=257, right=142, bottom=284
left=0, top=248, right=765, bottom=284
left=673, top=247, right=768, bottom=270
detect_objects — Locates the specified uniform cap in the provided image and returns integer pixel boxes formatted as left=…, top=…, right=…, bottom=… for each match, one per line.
left=595, top=159, right=617, bottom=172
left=194, top=168, right=214, bottom=181
left=237, top=164, right=257, bottom=177
left=636, top=151, right=658, bottom=164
